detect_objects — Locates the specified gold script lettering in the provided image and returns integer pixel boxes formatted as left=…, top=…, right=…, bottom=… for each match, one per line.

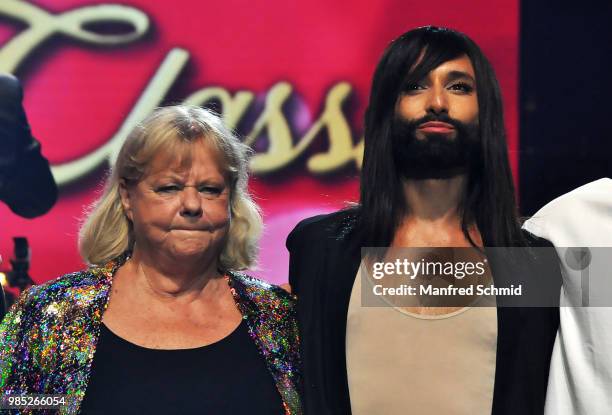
left=183, top=87, right=254, bottom=130
left=0, top=0, right=149, bottom=73
left=246, top=82, right=361, bottom=174
left=0, top=1, right=364, bottom=187
left=302, top=82, right=355, bottom=173
left=52, top=48, right=190, bottom=185
left=245, top=82, right=294, bottom=173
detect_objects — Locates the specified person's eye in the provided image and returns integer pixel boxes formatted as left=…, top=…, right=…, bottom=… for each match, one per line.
left=155, top=184, right=181, bottom=193
left=449, top=82, right=474, bottom=93
left=198, top=186, right=223, bottom=196
left=402, top=83, right=425, bottom=94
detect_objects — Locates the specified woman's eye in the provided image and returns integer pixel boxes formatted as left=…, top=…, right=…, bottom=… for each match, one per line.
left=198, top=186, right=223, bottom=195
left=449, top=82, right=474, bottom=93
left=156, top=185, right=181, bottom=193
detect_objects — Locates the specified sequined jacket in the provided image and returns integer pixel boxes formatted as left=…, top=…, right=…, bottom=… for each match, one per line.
left=0, top=254, right=302, bottom=414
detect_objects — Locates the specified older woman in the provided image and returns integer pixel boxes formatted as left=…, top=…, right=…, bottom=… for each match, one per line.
left=0, top=106, right=301, bottom=414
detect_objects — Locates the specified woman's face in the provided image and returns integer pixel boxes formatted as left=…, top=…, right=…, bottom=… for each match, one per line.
left=119, top=140, right=230, bottom=263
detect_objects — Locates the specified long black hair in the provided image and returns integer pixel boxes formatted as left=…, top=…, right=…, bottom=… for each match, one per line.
left=358, top=26, right=526, bottom=247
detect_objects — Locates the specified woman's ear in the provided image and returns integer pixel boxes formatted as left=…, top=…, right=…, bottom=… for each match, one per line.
left=118, top=179, right=134, bottom=222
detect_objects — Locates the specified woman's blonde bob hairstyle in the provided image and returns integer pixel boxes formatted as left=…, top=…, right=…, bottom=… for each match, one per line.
left=79, top=105, right=262, bottom=270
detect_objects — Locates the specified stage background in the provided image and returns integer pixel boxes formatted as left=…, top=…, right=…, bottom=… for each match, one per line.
left=1, top=0, right=527, bottom=286
left=519, top=0, right=612, bottom=215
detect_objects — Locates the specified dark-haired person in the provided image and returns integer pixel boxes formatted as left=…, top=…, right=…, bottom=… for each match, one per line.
left=0, top=73, right=57, bottom=218
left=0, top=73, right=58, bottom=319
left=287, top=26, right=560, bottom=415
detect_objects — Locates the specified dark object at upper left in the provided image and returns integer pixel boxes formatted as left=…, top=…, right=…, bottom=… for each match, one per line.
left=0, top=73, right=58, bottom=218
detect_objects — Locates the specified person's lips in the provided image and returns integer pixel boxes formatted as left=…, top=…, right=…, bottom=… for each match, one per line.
left=418, top=121, right=455, bottom=133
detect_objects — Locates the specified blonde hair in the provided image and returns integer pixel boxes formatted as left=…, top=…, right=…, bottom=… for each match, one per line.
left=79, top=105, right=262, bottom=270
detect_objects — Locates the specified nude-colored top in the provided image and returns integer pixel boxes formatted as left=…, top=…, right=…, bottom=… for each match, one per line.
left=346, top=264, right=498, bottom=415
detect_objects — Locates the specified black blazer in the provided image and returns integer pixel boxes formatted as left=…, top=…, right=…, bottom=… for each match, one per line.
left=287, top=209, right=561, bottom=415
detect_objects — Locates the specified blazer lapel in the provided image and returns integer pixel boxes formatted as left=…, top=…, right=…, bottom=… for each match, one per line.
left=317, top=228, right=361, bottom=413
left=227, top=273, right=302, bottom=415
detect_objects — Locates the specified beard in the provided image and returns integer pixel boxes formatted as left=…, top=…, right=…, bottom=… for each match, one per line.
left=391, top=113, right=480, bottom=180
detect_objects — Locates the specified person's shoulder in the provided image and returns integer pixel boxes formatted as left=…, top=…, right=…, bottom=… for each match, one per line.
left=521, top=229, right=554, bottom=248
left=524, top=178, right=612, bottom=237
left=0, top=73, right=18, bottom=87
left=9, top=267, right=107, bottom=316
left=0, top=73, right=22, bottom=100
left=286, top=207, right=359, bottom=248
left=291, top=207, right=358, bottom=233
left=228, top=271, right=296, bottom=309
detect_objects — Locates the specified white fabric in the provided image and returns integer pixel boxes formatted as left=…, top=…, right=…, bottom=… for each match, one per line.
left=523, top=178, right=612, bottom=415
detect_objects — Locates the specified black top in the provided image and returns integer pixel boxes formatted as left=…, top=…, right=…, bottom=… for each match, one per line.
left=80, top=320, right=285, bottom=415
left=286, top=208, right=561, bottom=415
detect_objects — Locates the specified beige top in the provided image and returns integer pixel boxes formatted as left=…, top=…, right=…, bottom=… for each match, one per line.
left=346, top=264, right=498, bottom=415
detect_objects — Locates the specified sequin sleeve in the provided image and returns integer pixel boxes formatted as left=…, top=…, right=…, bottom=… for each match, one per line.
left=0, top=284, right=45, bottom=394
left=0, top=268, right=111, bottom=414
left=227, top=272, right=302, bottom=414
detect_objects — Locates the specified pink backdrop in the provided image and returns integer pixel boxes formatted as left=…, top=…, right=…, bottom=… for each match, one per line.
left=0, top=0, right=518, bottom=285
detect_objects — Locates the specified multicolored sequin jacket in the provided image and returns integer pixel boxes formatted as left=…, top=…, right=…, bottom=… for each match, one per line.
left=0, top=254, right=302, bottom=414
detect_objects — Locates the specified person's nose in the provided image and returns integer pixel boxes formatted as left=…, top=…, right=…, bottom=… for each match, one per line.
left=179, top=187, right=203, bottom=218
left=426, top=84, right=448, bottom=115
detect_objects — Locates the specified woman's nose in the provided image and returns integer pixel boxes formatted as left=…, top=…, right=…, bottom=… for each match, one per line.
left=179, top=187, right=203, bottom=218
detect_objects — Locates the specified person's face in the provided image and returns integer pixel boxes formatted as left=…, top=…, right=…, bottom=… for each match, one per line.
left=395, top=54, right=479, bottom=136
left=119, top=140, right=230, bottom=263
left=391, top=54, right=480, bottom=179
